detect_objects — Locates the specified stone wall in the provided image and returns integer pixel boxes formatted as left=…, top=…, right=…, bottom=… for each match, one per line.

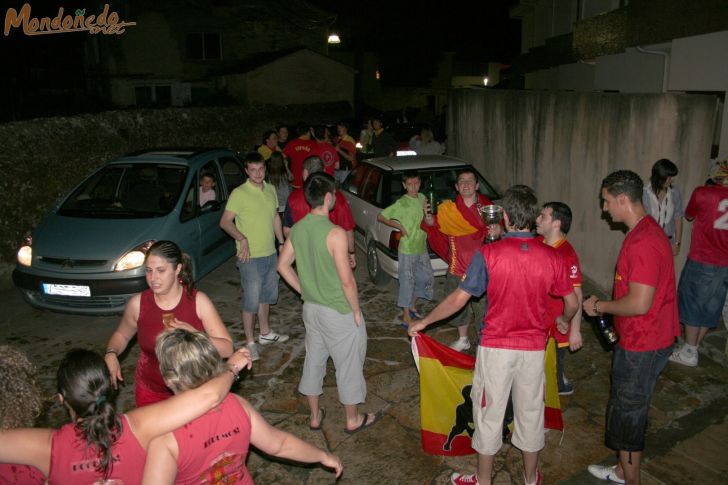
left=0, top=102, right=351, bottom=282
left=447, top=88, right=716, bottom=290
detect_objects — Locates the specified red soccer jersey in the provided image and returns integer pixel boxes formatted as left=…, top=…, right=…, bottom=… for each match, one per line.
left=540, top=237, right=582, bottom=346
left=460, top=233, right=573, bottom=351
left=283, top=138, right=318, bottom=188
left=685, top=185, right=728, bottom=267
left=286, top=188, right=355, bottom=230
left=613, top=217, right=680, bottom=351
left=316, top=142, right=339, bottom=176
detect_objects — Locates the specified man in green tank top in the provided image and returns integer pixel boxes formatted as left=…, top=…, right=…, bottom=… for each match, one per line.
left=278, top=173, right=377, bottom=434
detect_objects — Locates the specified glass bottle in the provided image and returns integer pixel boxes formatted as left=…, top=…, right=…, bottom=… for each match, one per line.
left=425, top=177, right=437, bottom=215
left=597, top=313, right=619, bottom=345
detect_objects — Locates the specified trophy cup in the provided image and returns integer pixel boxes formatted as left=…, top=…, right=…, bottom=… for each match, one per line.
left=479, top=204, right=504, bottom=243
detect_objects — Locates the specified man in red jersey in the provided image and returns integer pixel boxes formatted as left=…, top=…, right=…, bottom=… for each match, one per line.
left=669, top=160, right=728, bottom=367
left=411, top=185, right=578, bottom=485
left=283, top=122, right=317, bottom=188
left=584, top=170, right=679, bottom=485
left=421, top=168, right=500, bottom=351
left=283, top=156, right=356, bottom=268
left=535, top=201, right=583, bottom=395
left=312, top=125, right=339, bottom=176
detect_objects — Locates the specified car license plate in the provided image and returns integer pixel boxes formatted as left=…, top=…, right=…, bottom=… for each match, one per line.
left=42, top=283, right=91, bottom=297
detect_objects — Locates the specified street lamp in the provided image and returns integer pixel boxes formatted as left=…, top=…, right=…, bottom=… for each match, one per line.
left=327, top=33, right=341, bottom=44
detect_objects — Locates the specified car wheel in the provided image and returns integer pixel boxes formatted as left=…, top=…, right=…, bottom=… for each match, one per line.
left=366, top=240, right=390, bottom=286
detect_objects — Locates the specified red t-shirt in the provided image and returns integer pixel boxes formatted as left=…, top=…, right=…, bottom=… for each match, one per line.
left=335, top=136, right=357, bottom=168
left=284, top=188, right=355, bottom=230
left=173, top=394, right=254, bottom=485
left=613, top=216, right=679, bottom=351
left=0, top=464, right=45, bottom=484
left=684, top=185, right=728, bottom=267
left=48, top=416, right=146, bottom=484
left=316, top=141, right=339, bottom=176
left=136, top=288, right=204, bottom=404
left=283, top=138, right=317, bottom=188
left=539, top=237, right=582, bottom=346
left=460, top=233, right=573, bottom=351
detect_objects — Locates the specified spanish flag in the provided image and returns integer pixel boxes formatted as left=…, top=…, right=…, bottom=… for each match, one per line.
left=412, top=334, right=563, bottom=456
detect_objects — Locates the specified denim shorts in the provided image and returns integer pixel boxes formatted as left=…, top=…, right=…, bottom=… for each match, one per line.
left=605, top=345, right=671, bottom=452
left=397, top=252, right=434, bottom=308
left=678, top=258, right=728, bottom=328
left=237, top=254, right=279, bottom=313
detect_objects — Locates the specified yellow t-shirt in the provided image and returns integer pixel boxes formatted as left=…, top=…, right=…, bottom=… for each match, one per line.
left=225, top=181, right=278, bottom=258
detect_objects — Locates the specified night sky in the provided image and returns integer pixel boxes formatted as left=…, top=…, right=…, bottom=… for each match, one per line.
left=309, top=0, right=521, bottom=86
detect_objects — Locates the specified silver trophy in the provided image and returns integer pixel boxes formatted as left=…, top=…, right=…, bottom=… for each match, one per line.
left=479, top=204, right=504, bottom=243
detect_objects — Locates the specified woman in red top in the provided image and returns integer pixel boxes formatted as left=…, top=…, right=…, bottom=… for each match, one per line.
left=142, top=329, right=343, bottom=484
left=105, top=240, right=234, bottom=406
left=0, top=346, right=251, bottom=484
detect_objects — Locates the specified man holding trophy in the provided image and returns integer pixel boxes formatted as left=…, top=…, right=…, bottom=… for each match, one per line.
left=421, top=169, right=502, bottom=351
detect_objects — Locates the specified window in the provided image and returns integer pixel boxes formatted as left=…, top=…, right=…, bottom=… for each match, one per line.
left=134, top=85, right=172, bottom=107
left=198, top=161, right=219, bottom=208
left=360, top=167, right=382, bottom=206
left=220, top=156, right=245, bottom=195
left=186, top=32, right=221, bottom=60
left=343, top=163, right=371, bottom=195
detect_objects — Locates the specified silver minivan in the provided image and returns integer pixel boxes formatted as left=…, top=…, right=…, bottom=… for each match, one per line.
left=13, top=148, right=246, bottom=314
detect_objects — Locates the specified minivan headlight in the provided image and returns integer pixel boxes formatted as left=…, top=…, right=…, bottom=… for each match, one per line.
left=17, top=245, right=32, bottom=267
left=115, top=240, right=155, bottom=271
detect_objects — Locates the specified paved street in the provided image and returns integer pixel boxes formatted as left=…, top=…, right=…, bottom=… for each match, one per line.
left=1, top=251, right=727, bottom=484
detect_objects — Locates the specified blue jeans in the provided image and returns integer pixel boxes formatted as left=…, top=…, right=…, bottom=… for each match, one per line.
left=605, top=345, right=672, bottom=452
left=678, top=258, right=728, bottom=328
left=397, top=252, right=434, bottom=308
left=237, top=254, right=279, bottom=313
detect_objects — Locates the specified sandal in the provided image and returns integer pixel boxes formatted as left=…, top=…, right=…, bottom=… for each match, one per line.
left=344, top=412, right=377, bottom=435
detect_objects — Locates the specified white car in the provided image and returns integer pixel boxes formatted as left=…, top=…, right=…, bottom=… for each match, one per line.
left=341, top=155, right=500, bottom=285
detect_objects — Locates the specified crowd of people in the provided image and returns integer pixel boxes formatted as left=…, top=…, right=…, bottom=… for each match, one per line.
left=1, top=137, right=726, bottom=484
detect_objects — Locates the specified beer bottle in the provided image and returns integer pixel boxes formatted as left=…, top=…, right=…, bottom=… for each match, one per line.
left=425, top=177, right=437, bottom=215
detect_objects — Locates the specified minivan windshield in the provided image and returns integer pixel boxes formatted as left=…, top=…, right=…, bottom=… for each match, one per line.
left=58, top=164, right=188, bottom=218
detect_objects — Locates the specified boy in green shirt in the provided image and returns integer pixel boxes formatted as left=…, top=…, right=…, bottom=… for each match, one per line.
left=377, top=171, right=434, bottom=323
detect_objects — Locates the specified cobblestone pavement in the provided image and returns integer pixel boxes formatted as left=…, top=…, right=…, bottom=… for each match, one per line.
left=2, top=251, right=727, bottom=484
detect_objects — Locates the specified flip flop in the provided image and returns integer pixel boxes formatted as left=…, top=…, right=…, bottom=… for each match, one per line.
left=344, top=412, right=377, bottom=435
left=309, top=408, right=325, bottom=431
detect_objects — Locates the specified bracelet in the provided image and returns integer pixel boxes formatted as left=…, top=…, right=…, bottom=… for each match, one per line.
left=105, top=348, right=118, bottom=356
left=593, top=300, right=601, bottom=314
left=227, top=367, right=240, bottom=381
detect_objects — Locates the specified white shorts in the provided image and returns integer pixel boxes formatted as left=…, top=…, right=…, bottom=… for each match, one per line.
left=471, top=346, right=545, bottom=455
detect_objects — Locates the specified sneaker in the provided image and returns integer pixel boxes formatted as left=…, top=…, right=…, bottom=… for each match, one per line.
left=246, top=342, right=260, bottom=362
left=558, top=382, right=574, bottom=396
left=669, top=348, right=698, bottom=367
left=449, top=337, right=471, bottom=352
left=524, top=470, right=543, bottom=485
left=450, top=472, right=478, bottom=485
left=258, top=330, right=289, bottom=345
left=587, top=464, right=625, bottom=484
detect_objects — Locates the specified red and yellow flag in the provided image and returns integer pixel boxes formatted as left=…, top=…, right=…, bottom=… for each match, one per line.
left=412, top=334, right=563, bottom=456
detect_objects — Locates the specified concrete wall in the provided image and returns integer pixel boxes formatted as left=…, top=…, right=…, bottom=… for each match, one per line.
left=0, top=102, right=351, bottom=271
left=447, top=88, right=716, bottom=290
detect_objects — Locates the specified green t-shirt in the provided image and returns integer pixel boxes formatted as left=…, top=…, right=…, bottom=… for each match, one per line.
left=225, top=180, right=278, bottom=258
left=290, top=214, right=351, bottom=314
left=379, top=193, right=427, bottom=254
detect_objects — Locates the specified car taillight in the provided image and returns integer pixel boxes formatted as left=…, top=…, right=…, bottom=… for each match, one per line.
left=389, top=231, right=401, bottom=252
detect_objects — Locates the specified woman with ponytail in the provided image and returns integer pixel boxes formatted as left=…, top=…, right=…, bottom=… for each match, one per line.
left=0, top=347, right=252, bottom=483
left=104, top=240, right=234, bottom=406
